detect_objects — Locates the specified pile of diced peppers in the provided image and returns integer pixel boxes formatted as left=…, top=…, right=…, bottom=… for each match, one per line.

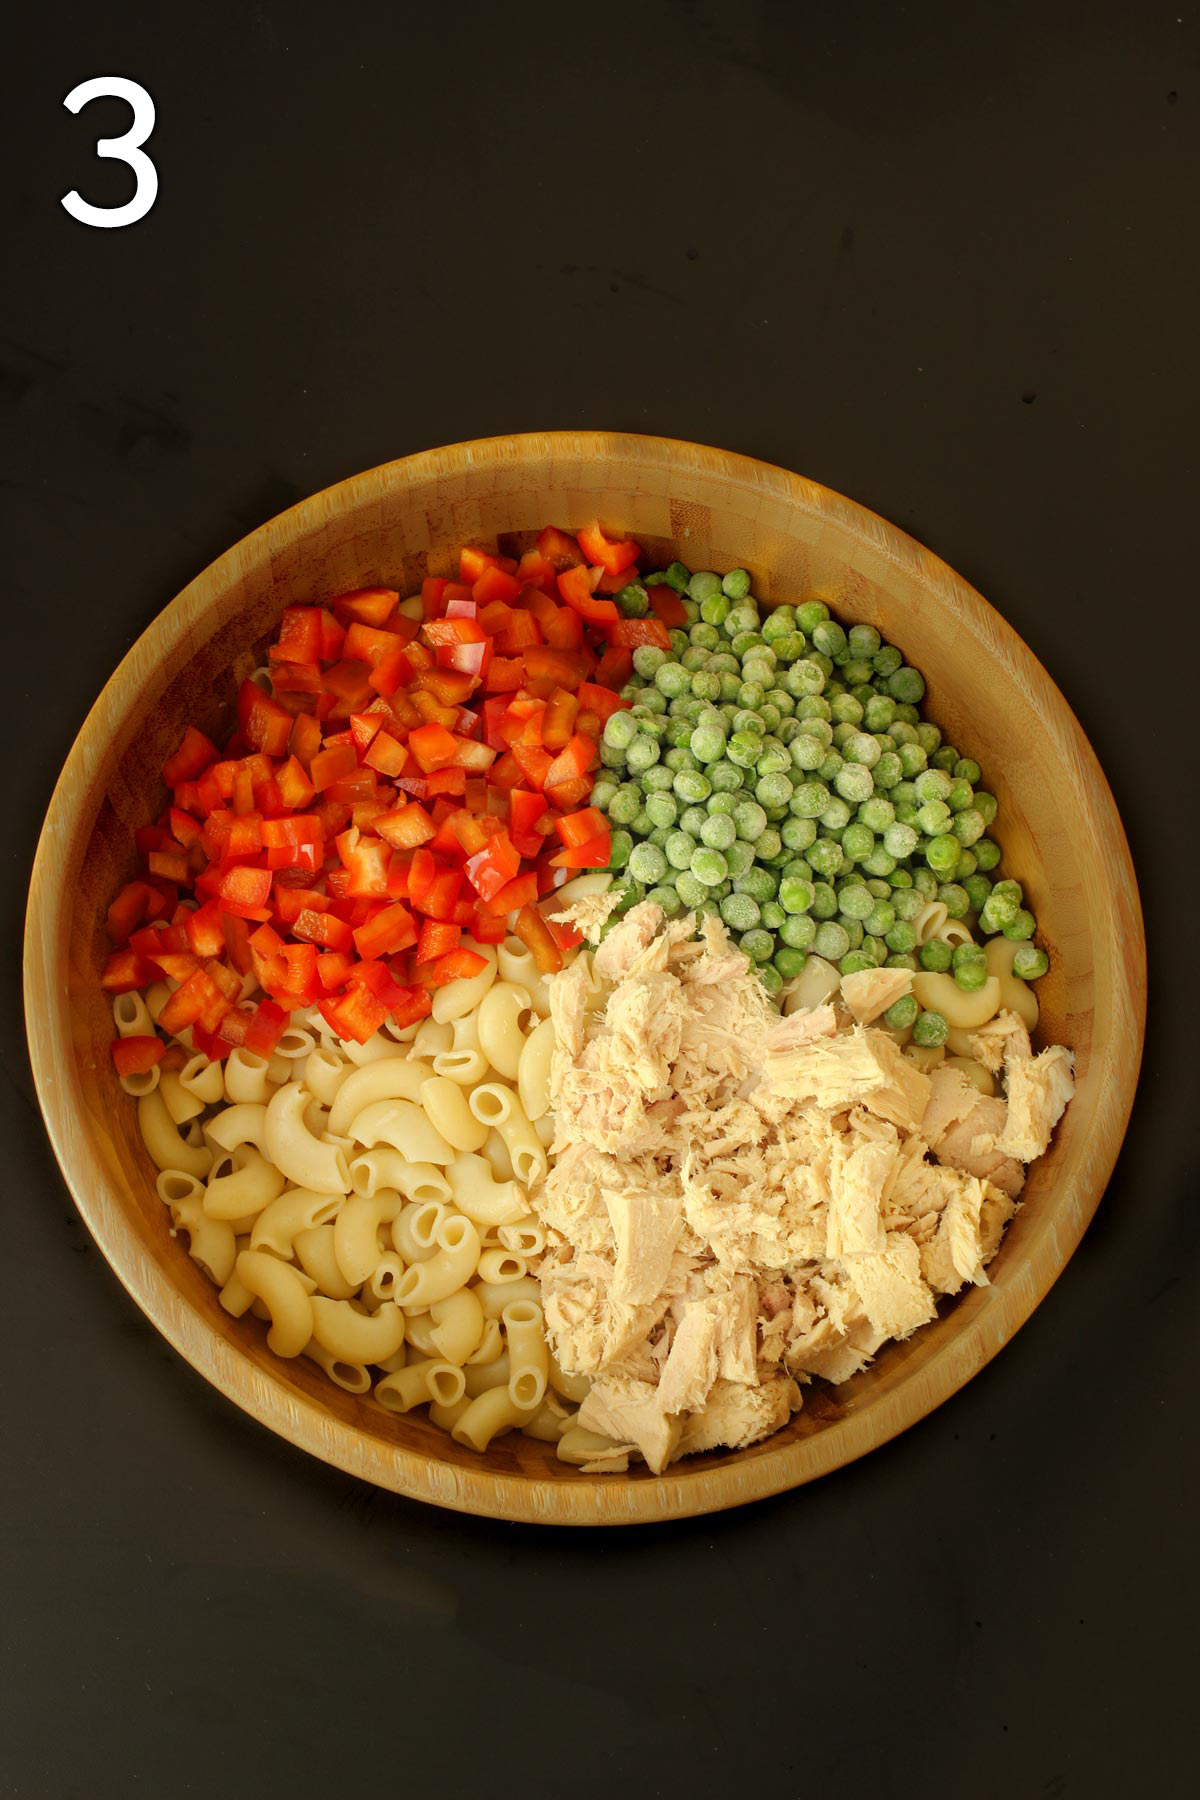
left=102, top=521, right=679, bottom=1078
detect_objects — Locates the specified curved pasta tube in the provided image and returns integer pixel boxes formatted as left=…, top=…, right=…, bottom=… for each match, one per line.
left=144, top=981, right=172, bottom=1026
left=911, top=972, right=1001, bottom=1031
left=363, top=1253, right=406, bottom=1306
left=302, top=1339, right=372, bottom=1394
left=517, top=1018, right=555, bottom=1123
left=344, top=1098, right=455, bottom=1166
left=203, top=1145, right=287, bottom=1221
left=466, top=1316, right=503, bottom=1365
left=402, top=1309, right=439, bottom=1356
left=547, top=1347, right=592, bottom=1404
left=913, top=900, right=949, bottom=947
left=905, top=1043, right=946, bottom=1071
left=390, top=1200, right=449, bottom=1264
left=234, top=1250, right=314, bottom=1357
left=503, top=1299, right=548, bottom=1410
left=349, top=1150, right=450, bottom=1204
left=419, top=1077, right=488, bottom=1153
left=462, top=1351, right=511, bottom=1397
left=984, top=936, right=1040, bottom=1031
left=264, top=1082, right=351, bottom=1194
left=782, top=954, right=842, bottom=1016
left=156, top=1169, right=203, bottom=1209
left=326, top=1055, right=433, bottom=1137
left=943, top=1054, right=996, bottom=1095
left=428, top=1288, right=486, bottom=1365
left=119, top=1065, right=160, bottom=1098
left=444, top=1153, right=527, bottom=1226
left=477, top=982, right=534, bottom=1081
left=302, top=1048, right=350, bottom=1107
left=225, top=1049, right=275, bottom=1104
left=498, top=1215, right=546, bottom=1257
left=452, top=1385, right=536, bottom=1452
left=376, top=1358, right=466, bottom=1413
left=477, top=1248, right=527, bottom=1284
left=551, top=871, right=613, bottom=909
left=169, top=1192, right=237, bottom=1286
left=394, top=1215, right=481, bottom=1308
left=250, top=1187, right=342, bottom=1258
left=428, top=1395, right=473, bottom=1433
left=137, top=1090, right=214, bottom=1178
left=112, top=990, right=154, bottom=1037
left=479, top=1129, right=514, bottom=1184
left=942, top=918, right=975, bottom=949
left=466, top=1083, right=547, bottom=1188
left=557, top=1425, right=634, bottom=1466
left=206, top=1102, right=270, bottom=1156
left=431, top=941, right=498, bottom=1024
left=473, top=1274, right=542, bottom=1318
left=309, top=1296, right=407, bottom=1363
left=341, top=1031, right=408, bottom=1066
left=158, top=1068, right=204, bottom=1125
left=334, top=1189, right=406, bottom=1287
left=431, top=1013, right=489, bottom=1087
left=521, top=1396, right=577, bottom=1443
left=273, top=1023, right=316, bottom=1060
left=411, top=1017, right=454, bottom=1060
left=293, top=1223, right=358, bottom=1300
left=375, top=1342, right=408, bottom=1374
left=497, top=937, right=536, bottom=989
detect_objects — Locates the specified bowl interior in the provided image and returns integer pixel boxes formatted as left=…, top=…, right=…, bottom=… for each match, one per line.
left=25, top=433, right=1145, bottom=1523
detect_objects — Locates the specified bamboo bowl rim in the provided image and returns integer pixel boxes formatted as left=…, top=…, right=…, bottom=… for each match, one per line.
left=23, top=432, right=1147, bottom=1524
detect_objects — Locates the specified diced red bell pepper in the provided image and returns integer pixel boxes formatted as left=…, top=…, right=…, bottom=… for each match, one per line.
left=335, top=830, right=392, bottom=898
left=309, top=743, right=358, bottom=792
left=236, top=680, right=294, bottom=756
left=289, top=712, right=323, bottom=770
left=415, top=667, right=478, bottom=706
left=407, top=721, right=460, bottom=772
left=111, top=1035, right=165, bottom=1077
left=269, top=606, right=323, bottom=665
left=416, top=918, right=461, bottom=963
left=549, top=833, right=611, bottom=868
left=577, top=681, right=629, bottom=721
left=162, top=726, right=220, bottom=789
left=318, top=987, right=390, bottom=1046
left=459, top=545, right=517, bottom=584
left=594, top=645, right=634, bottom=690
left=557, top=563, right=618, bottom=623
left=556, top=806, right=607, bottom=847
left=421, top=577, right=448, bottom=620
left=413, top=866, right=463, bottom=921
left=292, top=908, right=355, bottom=952
left=387, top=987, right=433, bottom=1030
left=428, top=947, right=489, bottom=986
left=515, top=549, right=559, bottom=595
left=464, top=831, right=521, bottom=902
left=349, top=712, right=384, bottom=755
left=332, top=587, right=399, bottom=629
left=343, top=622, right=412, bottom=671
left=316, top=952, right=354, bottom=993
left=513, top=902, right=564, bottom=974
left=243, top=998, right=288, bottom=1058
left=322, top=659, right=374, bottom=712
left=545, top=734, right=597, bottom=789
left=545, top=775, right=594, bottom=812
left=536, top=526, right=583, bottom=570
left=184, top=896, right=226, bottom=957
left=472, top=564, right=523, bottom=607
left=318, top=610, right=347, bottom=660
left=649, top=586, right=688, bottom=628
left=608, top=616, right=671, bottom=651
left=542, top=688, right=579, bottom=752
left=375, top=804, right=436, bottom=850
left=476, top=871, right=538, bottom=917
left=100, top=948, right=153, bottom=993
left=353, top=903, right=419, bottom=960
left=525, top=646, right=590, bottom=689
left=363, top=731, right=409, bottom=777
left=576, top=520, right=641, bottom=577
left=106, top=881, right=152, bottom=946
left=218, top=864, right=273, bottom=916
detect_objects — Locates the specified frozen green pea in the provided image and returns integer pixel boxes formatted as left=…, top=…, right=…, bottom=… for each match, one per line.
left=811, top=619, right=847, bottom=659
left=886, top=952, right=919, bottom=971
left=898, top=742, right=929, bottom=779
left=778, top=912, right=816, bottom=951
left=952, top=807, right=984, bottom=847
left=631, top=809, right=655, bottom=838
left=665, top=831, right=695, bottom=871
left=707, top=790, right=737, bottom=818
left=766, top=689, right=795, bottom=719
left=628, top=841, right=667, bottom=884
left=738, top=928, right=774, bottom=965
left=607, top=829, right=633, bottom=870
left=643, top=763, right=675, bottom=793
left=865, top=902, right=895, bottom=937
left=727, top=730, right=763, bottom=770
left=690, top=846, right=728, bottom=887
left=757, top=829, right=784, bottom=862
left=591, top=777, right=619, bottom=810
left=708, top=760, right=743, bottom=794
left=755, top=962, right=782, bottom=996
left=818, top=751, right=844, bottom=784
left=841, top=821, right=874, bottom=862
left=883, top=994, right=919, bottom=1030
left=719, top=891, right=761, bottom=934
left=844, top=623, right=879, bottom=660
left=644, top=791, right=679, bottom=830
left=862, top=847, right=897, bottom=878
left=939, top=882, right=970, bottom=919
left=632, top=645, right=667, bottom=679
left=793, top=599, right=827, bottom=634
left=858, top=795, right=894, bottom=833
left=724, top=602, right=759, bottom=637
left=812, top=920, right=849, bottom=961
left=616, top=581, right=650, bottom=617
left=724, top=839, right=755, bottom=878
left=689, top=622, right=721, bottom=651
left=926, top=833, right=961, bottom=876
left=956, top=848, right=978, bottom=879
left=913, top=721, right=940, bottom=754
left=835, top=763, right=874, bottom=805
left=838, top=883, right=874, bottom=921
left=757, top=703, right=781, bottom=734
left=754, top=771, right=792, bottom=809
left=830, top=695, right=864, bottom=728
left=1013, top=944, right=1049, bottom=979
left=863, top=694, right=896, bottom=732
left=604, top=710, right=640, bottom=751
left=689, top=721, right=727, bottom=764
left=720, top=567, right=751, bottom=601
left=647, top=826, right=673, bottom=850
left=734, top=866, right=777, bottom=903
left=769, top=945, right=805, bottom=981
left=699, top=812, right=737, bottom=852
left=914, top=770, right=951, bottom=804
left=626, top=737, right=661, bottom=775
left=810, top=882, right=838, bottom=920
left=931, top=745, right=959, bottom=772
left=770, top=632, right=808, bottom=663
left=781, top=817, right=817, bottom=854
left=668, top=630, right=690, bottom=658
left=637, top=687, right=669, bottom=715
left=971, top=791, right=997, bottom=826
left=599, top=743, right=627, bottom=771
left=607, top=784, right=643, bottom=825
left=885, top=920, right=918, bottom=954
left=760, top=607, right=795, bottom=643
left=687, top=570, right=723, bottom=604
left=756, top=900, right=783, bottom=931
left=690, top=671, right=721, bottom=703
left=784, top=659, right=827, bottom=699
left=732, top=799, right=767, bottom=841
left=673, top=769, right=712, bottom=805
left=889, top=866, right=914, bottom=888
left=872, top=752, right=904, bottom=790
left=842, top=730, right=880, bottom=768
left=833, top=949, right=869, bottom=976
left=894, top=799, right=920, bottom=827
left=872, top=644, right=903, bottom=678
left=912, top=867, right=938, bottom=898
left=917, top=801, right=951, bottom=835
left=675, top=870, right=708, bottom=909
left=911, top=1009, right=947, bottom=1048
left=654, top=661, right=690, bottom=699
left=647, top=884, right=683, bottom=917
left=980, top=891, right=1018, bottom=931
left=679, top=806, right=707, bottom=838
left=953, top=958, right=989, bottom=993
left=951, top=942, right=986, bottom=970
left=973, top=838, right=1001, bottom=872
left=789, top=733, right=826, bottom=773
left=963, top=873, right=992, bottom=912
left=919, top=937, right=953, bottom=972
left=843, top=662, right=875, bottom=689
left=650, top=561, right=688, bottom=594
left=700, top=594, right=732, bottom=628
left=755, top=743, right=791, bottom=777
left=1003, top=908, right=1037, bottom=941
left=806, top=837, right=843, bottom=879
left=887, top=666, right=926, bottom=704
left=778, top=875, right=815, bottom=915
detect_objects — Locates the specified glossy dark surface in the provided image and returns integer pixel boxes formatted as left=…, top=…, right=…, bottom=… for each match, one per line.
left=4, top=2, right=1193, bottom=1794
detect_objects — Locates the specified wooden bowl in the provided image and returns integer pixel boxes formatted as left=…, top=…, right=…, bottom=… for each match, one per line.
left=24, top=433, right=1146, bottom=1524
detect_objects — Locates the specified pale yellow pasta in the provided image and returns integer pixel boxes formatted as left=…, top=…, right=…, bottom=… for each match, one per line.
left=250, top=1187, right=342, bottom=1258
left=428, top=1395, right=473, bottom=1433
left=451, top=1385, right=534, bottom=1452
left=477, top=1248, right=526, bottom=1284
left=944, top=1055, right=996, bottom=1095
left=274, top=1023, right=316, bottom=1060
left=381, top=1015, right=422, bottom=1044
left=234, top=1250, right=314, bottom=1357
left=911, top=971, right=1001, bottom=1030
left=333, top=1189, right=406, bottom=1286
left=444, top=1152, right=527, bottom=1226
left=340, top=1030, right=408, bottom=1066
left=168, top=1192, right=238, bottom=1286
left=473, top=1274, right=541, bottom=1318
left=913, top=899, right=948, bottom=946
left=478, top=1129, right=515, bottom=1184
left=376, top=1343, right=408, bottom=1373
left=527, top=974, right=554, bottom=1019
left=428, top=1288, right=486, bottom=1364
left=466, top=1082, right=547, bottom=1187
left=905, top=1043, right=946, bottom=1071
left=112, top=990, right=154, bottom=1037
left=179, top=1052, right=225, bottom=1106
left=264, top=1082, right=351, bottom=1193
left=431, top=1013, right=489, bottom=1086
left=516, top=1018, right=555, bottom=1123
left=326, top=1055, right=433, bottom=1136
left=411, top=1017, right=454, bottom=1060
left=390, top=1199, right=449, bottom=1264
left=533, top=1112, right=554, bottom=1149
left=462, top=1351, right=511, bottom=1397
left=503, top=1298, right=548, bottom=1410
left=309, top=1296, right=407, bottom=1363
left=137, top=1089, right=213, bottom=1178
left=156, top=1169, right=203, bottom=1208
left=984, top=936, right=1040, bottom=1031
left=158, top=1068, right=204, bottom=1125
left=376, top=1359, right=466, bottom=1413
left=395, top=593, right=424, bottom=621
left=144, top=980, right=172, bottom=1026
left=344, top=1098, right=455, bottom=1166
left=521, top=1395, right=577, bottom=1442
left=557, top=1426, right=633, bottom=1466
left=467, top=1316, right=503, bottom=1365
left=302, top=1339, right=371, bottom=1394
left=292, top=1224, right=358, bottom=1300
left=476, top=982, right=534, bottom=1080
left=402, top=1309, right=440, bottom=1356
left=224, top=1048, right=275, bottom=1104
left=206, top=1100, right=270, bottom=1155
left=119, top=1065, right=160, bottom=1098
left=363, top=1252, right=406, bottom=1305
left=942, top=918, right=975, bottom=949
left=782, top=954, right=842, bottom=1015
left=349, top=1150, right=450, bottom=1204
left=416, top=1075, right=488, bottom=1154
left=547, top=1347, right=592, bottom=1404
left=265, top=1052, right=293, bottom=1085
left=203, top=1145, right=287, bottom=1221
left=394, top=1214, right=481, bottom=1308
left=302, top=1096, right=331, bottom=1138
left=497, top=1215, right=546, bottom=1258
left=430, top=940, right=498, bottom=1024
left=218, top=1265, right=256, bottom=1318
left=496, top=936, right=536, bottom=988
left=299, top=1047, right=347, bottom=1106
left=549, top=871, right=613, bottom=909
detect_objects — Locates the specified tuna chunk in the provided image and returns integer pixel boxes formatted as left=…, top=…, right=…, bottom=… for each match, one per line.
left=591, top=900, right=663, bottom=984
left=996, top=1044, right=1075, bottom=1162
left=968, top=1009, right=1032, bottom=1073
left=840, top=966, right=914, bottom=1025
left=578, top=1371, right=683, bottom=1473
left=840, top=1232, right=938, bottom=1340
left=676, top=1374, right=801, bottom=1457
left=765, top=1025, right=931, bottom=1131
left=923, top=1067, right=1025, bottom=1199
left=919, top=1174, right=988, bottom=1294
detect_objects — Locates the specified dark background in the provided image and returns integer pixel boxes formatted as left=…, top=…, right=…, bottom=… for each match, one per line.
left=3, top=2, right=1195, bottom=1795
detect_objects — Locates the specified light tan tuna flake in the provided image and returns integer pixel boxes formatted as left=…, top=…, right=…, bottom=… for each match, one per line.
left=534, top=905, right=1071, bottom=1471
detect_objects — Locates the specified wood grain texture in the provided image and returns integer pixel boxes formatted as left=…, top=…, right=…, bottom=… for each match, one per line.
left=23, top=432, right=1146, bottom=1524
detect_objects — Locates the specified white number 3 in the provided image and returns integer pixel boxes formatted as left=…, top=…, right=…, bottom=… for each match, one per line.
left=62, top=77, right=158, bottom=228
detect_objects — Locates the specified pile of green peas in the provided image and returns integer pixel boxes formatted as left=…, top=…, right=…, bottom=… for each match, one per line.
left=592, top=559, right=1050, bottom=1030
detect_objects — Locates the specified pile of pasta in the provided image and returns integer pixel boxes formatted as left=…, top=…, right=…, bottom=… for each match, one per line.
left=112, top=881, right=612, bottom=1461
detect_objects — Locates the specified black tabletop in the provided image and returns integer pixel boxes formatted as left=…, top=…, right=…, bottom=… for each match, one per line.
left=4, top=4, right=1194, bottom=1796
